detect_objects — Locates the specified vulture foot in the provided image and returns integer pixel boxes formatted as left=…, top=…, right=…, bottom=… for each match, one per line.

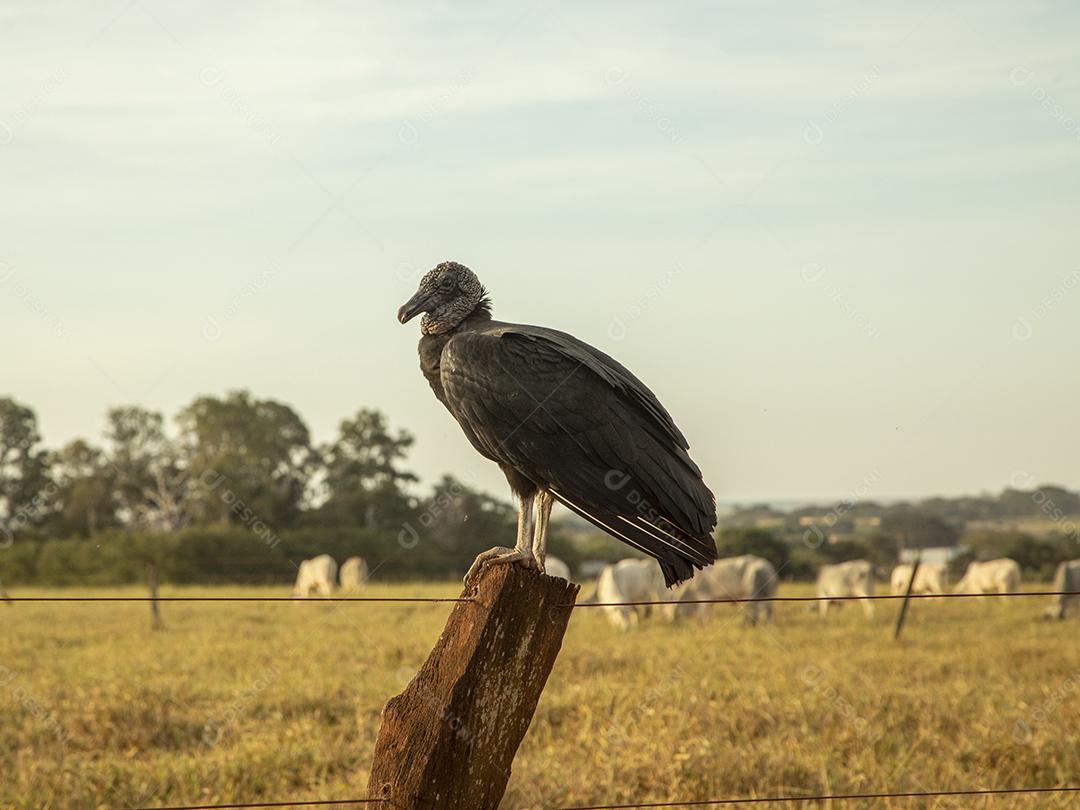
left=464, top=547, right=540, bottom=583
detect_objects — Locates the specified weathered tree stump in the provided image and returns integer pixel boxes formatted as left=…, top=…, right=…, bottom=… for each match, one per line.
left=368, top=564, right=579, bottom=809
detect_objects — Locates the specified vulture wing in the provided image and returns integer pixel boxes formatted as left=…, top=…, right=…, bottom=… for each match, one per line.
left=440, top=323, right=717, bottom=586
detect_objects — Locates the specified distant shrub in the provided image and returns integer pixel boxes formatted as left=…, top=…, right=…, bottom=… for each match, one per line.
left=0, top=524, right=508, bottom=586
left=785, top=545, right=825, bottom=581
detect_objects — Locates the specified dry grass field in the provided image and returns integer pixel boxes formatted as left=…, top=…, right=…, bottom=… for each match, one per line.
left=2, top=581, right=1079, bottom=809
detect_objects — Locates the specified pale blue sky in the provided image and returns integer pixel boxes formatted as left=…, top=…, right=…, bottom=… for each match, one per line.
left=3, top=1, right=1079, bottom=504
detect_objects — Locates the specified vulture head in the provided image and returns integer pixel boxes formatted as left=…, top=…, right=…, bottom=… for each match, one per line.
left=398, top=261, right=488, bottom=335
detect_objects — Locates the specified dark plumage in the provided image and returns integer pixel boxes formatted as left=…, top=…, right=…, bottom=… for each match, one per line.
left=398, top=261, right=717, bottom=587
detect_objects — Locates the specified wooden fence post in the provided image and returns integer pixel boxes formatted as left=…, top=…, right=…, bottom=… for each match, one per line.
left=0, top=576, right=11, bottom=606
left=368, top=564, right=579, bottom=809
left=893, top=555, right=921, bottom=641
left=147, top=560, right=164, bottom=630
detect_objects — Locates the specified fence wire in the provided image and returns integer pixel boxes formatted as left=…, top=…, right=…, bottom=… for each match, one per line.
left=122, top=801, right=380, bottom=810
left=6, top=596, right=473, bottom=604
left=571, top=590, right=1080, bottom=608
left=121, top=785, right=1080, bottom=810
left=18, top=587, right=1079, bottom=808
left=9, top=590, right=1079, bottom=606
left=556, top=785, right=1080, bottom=807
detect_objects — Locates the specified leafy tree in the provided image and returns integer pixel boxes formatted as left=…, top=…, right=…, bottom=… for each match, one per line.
left=411, top=475, right=516, bottom=564
left=785, top=545, right=825, bottom=581
left=49, top=439, right=118, bottom=537
left=105, top=406, right=186, bottom=531
left=962, top=529, right=1024, bottom=560
left=318, top=409, right=417, bottom=530
left=177, top=391, right=315, bottom=529
left=1025, top=485, right=1080, bottom=518
left=105, top=406, right=167, bottom=507
left=960, top=529, right=1063, bottom=580
left=999, top=535, right=1061, bottom=581
left=994, top=486, right=1080, bottom=519
left=0, top=397, right=52, bottom=539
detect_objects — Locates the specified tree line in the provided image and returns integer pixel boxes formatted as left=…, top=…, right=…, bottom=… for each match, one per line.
left=1, top=392, right=584, bottom=584
left=3, top=392, right=1076, bottom=585
left=721, top=492, right=1080, bottom=581
left=1, top=391, right=440, bottom=539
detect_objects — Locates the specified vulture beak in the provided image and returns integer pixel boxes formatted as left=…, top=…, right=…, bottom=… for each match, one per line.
left=397, top=289, right=433, bottom=324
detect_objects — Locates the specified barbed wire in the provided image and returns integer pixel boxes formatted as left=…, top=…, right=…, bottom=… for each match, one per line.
left=122, top=800, right=382, bottom=810
left=118, top=784, right=1080, bottom=809
left=571, top=590, right=1080, bottom=608
left=20, top=590, right=1079, bottom=810
left=556, top=784, right=1080, bottom=808
left=8, top=590, right=1078, bottom=606
left=6, top=596, right=473, bottom=604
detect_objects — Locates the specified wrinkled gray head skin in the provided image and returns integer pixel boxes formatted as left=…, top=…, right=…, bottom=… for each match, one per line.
left=397, top=261, right=486, bottom=335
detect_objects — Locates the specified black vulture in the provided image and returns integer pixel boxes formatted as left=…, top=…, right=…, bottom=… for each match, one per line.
left=397, top=261, right=718, bottom=587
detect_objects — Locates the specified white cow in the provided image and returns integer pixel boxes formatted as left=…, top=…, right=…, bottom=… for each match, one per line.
left=733, top=556, right=779, bottom=625
left=954, top=558, right=1021, bottom=596
left=293, top=555, right=338, bottom=598
left=665, top=555, right=779, bottom=626
left=544, top=556, right=572, bottom=582
left=817, top=560, right=876, bottom=618
left=339, top=556, right=369, bottom=591
left=890, top=563, right=949, bottom=597
left=1044, top=560, right=1080, bottom=620
left=594, top=559, right=665, bottom=631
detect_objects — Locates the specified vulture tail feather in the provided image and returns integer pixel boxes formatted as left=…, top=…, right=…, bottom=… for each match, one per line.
left=550, top=488, right=704, bottom=588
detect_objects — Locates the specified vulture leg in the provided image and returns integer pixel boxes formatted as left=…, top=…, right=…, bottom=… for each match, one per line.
left=464, top=493, right=537, bottom=582
left=532, top=489, right=555, bottom=573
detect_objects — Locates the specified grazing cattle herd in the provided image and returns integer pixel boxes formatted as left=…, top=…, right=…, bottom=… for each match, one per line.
left=284, top=552, right=1079, bottom=628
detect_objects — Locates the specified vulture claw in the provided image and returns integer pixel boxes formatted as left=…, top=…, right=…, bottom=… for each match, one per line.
left=464, top=547, right=537, bottom=583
